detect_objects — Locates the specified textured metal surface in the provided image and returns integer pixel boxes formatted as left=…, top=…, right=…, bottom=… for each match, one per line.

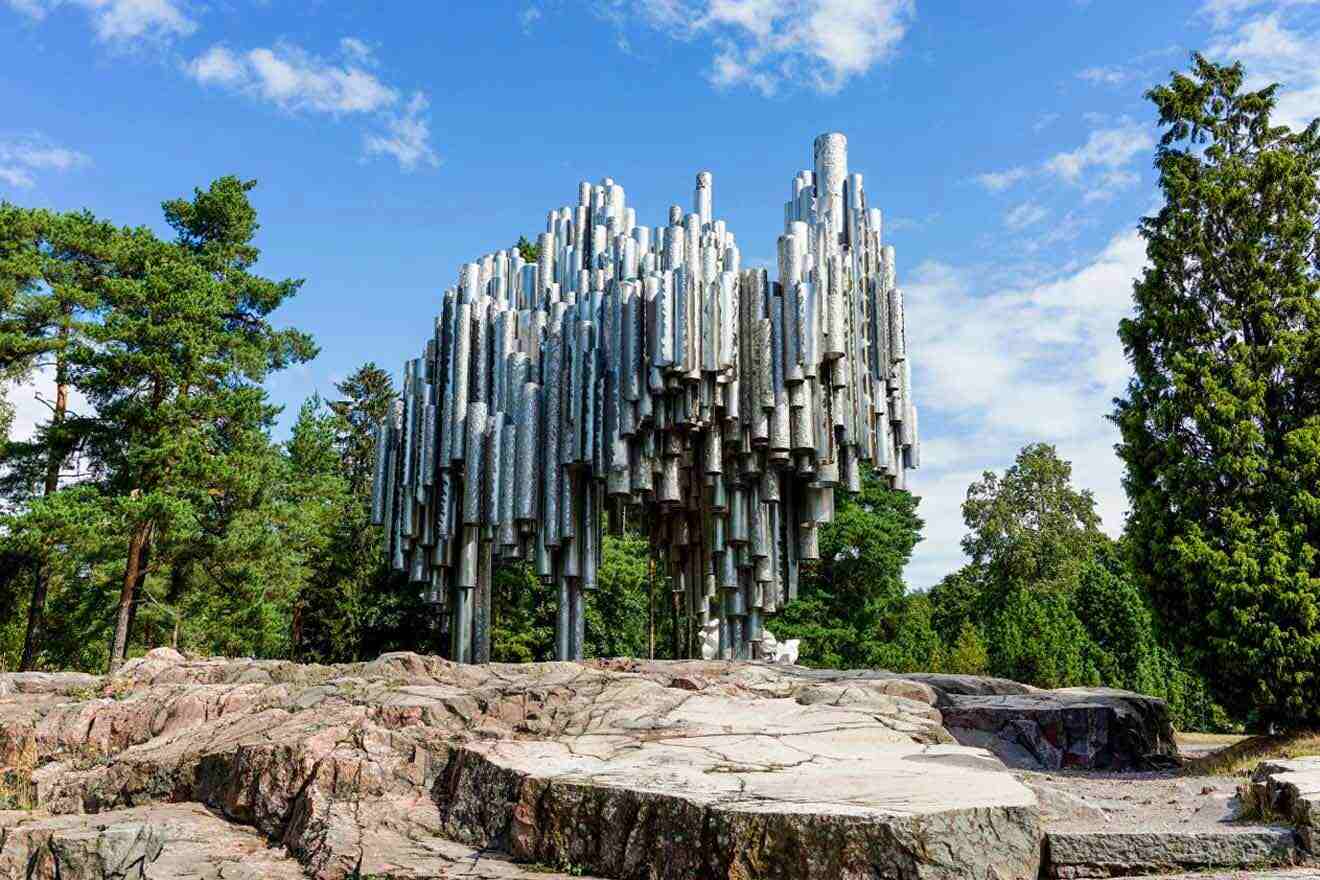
left=374, top=132, right=918, bottom=663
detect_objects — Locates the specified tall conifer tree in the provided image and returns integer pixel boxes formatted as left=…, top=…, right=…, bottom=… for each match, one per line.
left=1114, top=56, right=1320, bottom=724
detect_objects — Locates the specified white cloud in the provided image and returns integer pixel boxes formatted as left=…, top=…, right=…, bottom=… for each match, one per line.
left=0, top=166, right=35, bottom=188
left=186, top=40, right=438, bottom=170
left=1077, top=65, right=1130, bottom=85
left=1044, top=118, right=1153, bottom=184
left=188, top=42, right=399, bottom=114
left=338, top=36, right=374, bottom=64
left=188, top=44, right=245, bottom=86
left=1033, top=112, right=1061, bottom=132
left=1208, top=11, right=1320, bottom=131
left=0, top=134, right=89, bottom=189
left=599, top=0, right=915, bottom=95
left=903, top=230, right=1145, bottom=588
left=1083, top=169, right=1139, bottom=203
left=974, top=166, right=1029, bottom=193
left=1201, top=0, right=1320, bottom=28
left=365, top=91, right=440, bottom=171
left=1004, top=201, right=1048, bottom=231
left=4, top=0, right=195, bottom=43
left=4, top=366, right=91, bottom=445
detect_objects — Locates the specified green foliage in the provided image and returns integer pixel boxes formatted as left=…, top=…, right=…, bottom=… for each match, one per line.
left=516, top=235, right=541, bottom=264
left=774, top=468, right=923, bottom=668
left=491, top=561, right=554, bottom=663
left=962, top=442, right=1106, bottom=591
left=492, top=530, right=665, bottom=662
left=869, top=592, right=944, bottom=674
left=946, top=622, right=989, bottom=676
left=986, top=586, right=1099, bottom=689
left=587, top=533, right=650, bottom=658
left=923, top=442, right=1230, bottom=730
left=1113, top=55, right=1320, bottom=726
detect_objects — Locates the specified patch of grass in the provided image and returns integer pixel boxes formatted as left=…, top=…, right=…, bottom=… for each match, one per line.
left=102, top=678, right=135, bottom=701
left=1233, top=780, right=1286, bottom=824
left=1181, top=729, right=1320, bottom=777
left=0, top=770, right=36, bottom=811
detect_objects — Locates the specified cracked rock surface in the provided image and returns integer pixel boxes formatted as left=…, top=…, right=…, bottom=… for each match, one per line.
left=1, top=649, right=1044, bottom=879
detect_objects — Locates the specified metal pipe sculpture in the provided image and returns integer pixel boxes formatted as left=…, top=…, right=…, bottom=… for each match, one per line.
left=371, top=132, right=919, bottom=663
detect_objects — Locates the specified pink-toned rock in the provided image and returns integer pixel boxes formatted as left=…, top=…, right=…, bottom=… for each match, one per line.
left=2, top=652, right=1044, bottom=879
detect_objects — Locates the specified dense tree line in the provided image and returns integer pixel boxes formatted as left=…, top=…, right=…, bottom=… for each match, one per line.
left=1, top=56, right=1316, bottom=733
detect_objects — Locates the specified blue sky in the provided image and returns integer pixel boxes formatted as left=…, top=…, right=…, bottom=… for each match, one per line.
left=5, top=0, right=1320, bottom=588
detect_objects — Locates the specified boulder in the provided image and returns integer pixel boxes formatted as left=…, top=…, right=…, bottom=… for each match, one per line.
left=924, top=683, right=1180, bottom=771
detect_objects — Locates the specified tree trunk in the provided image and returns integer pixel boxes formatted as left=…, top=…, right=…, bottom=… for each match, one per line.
left=124, top=535, right=152, bottom=649
left=166, top=563, right=186, bottom=651
left=19, top=340, right=70, bottom=672
left=670, top=591, right=681, bottom=660
left=109, top=520, right=152, bottom=673
left=18, top=559, right=46, bottom=671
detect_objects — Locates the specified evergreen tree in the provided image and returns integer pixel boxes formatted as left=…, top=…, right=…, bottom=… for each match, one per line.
left=1114, top=56, right=1320, bottom=725
left=68, top=177, right=315, bottom=671
left=0, top=206, right=118, bottom=669
left=946, top=622, right=989, bottom=676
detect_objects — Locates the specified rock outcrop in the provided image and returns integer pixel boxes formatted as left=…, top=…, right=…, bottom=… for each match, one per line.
left=2, top=650, right=1044, bottom=880
left=899, top=675, right=1180, bottom=771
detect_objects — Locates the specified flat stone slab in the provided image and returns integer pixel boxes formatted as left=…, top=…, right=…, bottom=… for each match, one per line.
left=1253, top=758, right=1320, bottom=851
left=2, top=651, right=1044, bottom=880
left=1115, top=871, right=1320, bottom=879
left=1045, top=826, right=1302, bottom=877
left=0, top=803, right=305, bottom=879
left=0, top=803, right=600, bottom=879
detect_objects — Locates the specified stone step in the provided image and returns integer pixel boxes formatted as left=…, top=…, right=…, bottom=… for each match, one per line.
left=1253, top=758, right=1320, bottom=851
left=1114, top=871, right=1320, bottom=879
left=1044, top=826, right=1304, bottom=878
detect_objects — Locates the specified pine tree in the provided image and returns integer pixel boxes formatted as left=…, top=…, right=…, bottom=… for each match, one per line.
left=70, top=177, right=315, bottom=671
left=0, top=205, right=118, bottom=669
left=1114, top=56, right=1320, bottom=725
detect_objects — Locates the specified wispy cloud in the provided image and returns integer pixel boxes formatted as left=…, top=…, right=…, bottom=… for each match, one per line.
left=1043, top=118, right=1152, bottom=185
left=974, top=117, right=1152, bottom=201
left=1207, top=9, right=1320, bottom=131
left=596, top=0, right=915, bottom=96
left=4, top=0, right=195, bottom=43
left=904, top=231, right=1145, bottom=587
left=974, top=166, right=1029, bottom=193
left=187, top=40, right=439, bottom=170
left=1004, top=201, right=1048, bottom=231
left=187, top=42, right=398, bottom=114
left=1033, top=112, right=1061, bottom=133
left=364, top=91, right=440, bottom=171
left=519, top=3, right=542, bottom=34
left=1077, top=64, right=1130, bottom=85
left=0, top=133, right=89, bottom=189
left=1201, top=0, right=1320, bottom=28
